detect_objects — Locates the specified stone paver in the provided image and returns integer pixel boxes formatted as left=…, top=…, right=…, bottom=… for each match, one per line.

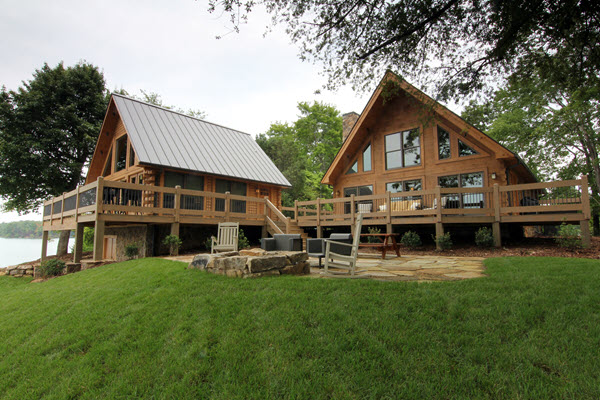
left=311, top=254, right=486, bottom=282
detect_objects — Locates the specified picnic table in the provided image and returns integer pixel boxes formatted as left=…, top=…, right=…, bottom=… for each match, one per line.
left=359, top=233, right=401, bottom=259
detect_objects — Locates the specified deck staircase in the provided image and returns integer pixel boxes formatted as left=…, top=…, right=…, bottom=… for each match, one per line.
left=264, top=200, right=309, bottom=249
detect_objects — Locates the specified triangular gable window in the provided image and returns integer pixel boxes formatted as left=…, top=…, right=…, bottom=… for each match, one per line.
left=346, top=161, right=358, bottom=174
left=102, top=145, right=113, bottom=177
left=458, top=140, right=478, bottom=156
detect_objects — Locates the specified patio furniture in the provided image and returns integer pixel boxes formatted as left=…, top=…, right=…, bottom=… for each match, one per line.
left=323, top=213, right=364, bottom=276
left=359, top=233, right=401, bottom=259
left=211, top=222, right=239, bottom=254
left=261, top=234, right=303, bottom=251
left=307, top=233, right=352, bottom=267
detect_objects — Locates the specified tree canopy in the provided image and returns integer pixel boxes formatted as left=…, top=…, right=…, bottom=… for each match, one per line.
left=0, top=62, right=108, bottom=214
left=209, top=0, right=600, bottom=100
left=113, top=88, right=206, bottom=119
left=256, top=101, right=343, bottom=206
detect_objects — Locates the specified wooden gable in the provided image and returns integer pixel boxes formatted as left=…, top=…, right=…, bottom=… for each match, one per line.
left=323, top=72, right=536, bottom=194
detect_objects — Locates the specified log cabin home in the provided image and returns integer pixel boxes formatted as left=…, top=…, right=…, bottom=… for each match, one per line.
left=286, top=71, right=591, bottom=248
left=42, top=94, right=292, bottom=262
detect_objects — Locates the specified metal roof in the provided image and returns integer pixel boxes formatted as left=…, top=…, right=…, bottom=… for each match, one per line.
left=112, top=94, right=291, bottom=187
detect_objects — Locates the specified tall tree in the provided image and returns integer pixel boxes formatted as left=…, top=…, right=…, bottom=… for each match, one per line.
left=209, top=0, right=600, bottom=100
left=462, top=63, right=600, bottom=233
left=257, top=101, right=343, bottom=206
left=0, top=62, right=108, bottom=254
left=113, top=88, right=206, bottom=119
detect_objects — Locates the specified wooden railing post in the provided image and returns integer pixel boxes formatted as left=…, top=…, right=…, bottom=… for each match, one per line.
left=96, top=176, right=104, bottom=215
left=580, top=175, right=591, bottom=247
left=386, top=191, right=392, bottom=233
left=60, top=192, right=65, bottom=224
left=225, top=191, right=230, bottom=221
left=434, top=186, right=443, bottom=250
left=174, top=185, right=181, bottom=222
left=492, top=183, right=501, bottom=247
left=350, top=194, right=356, bottom=234
left=74, top=185, right=81, bottom=223
left=316, top=198, right=321, bottom=228
left=294, top=200, right=298, bottom=222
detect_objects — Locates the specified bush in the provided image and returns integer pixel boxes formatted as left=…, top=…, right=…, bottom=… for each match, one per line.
left=475, top=227, right=494, bottom=248
left=38, top=259, right=66, bottom=277
left=124, top=243, right=140, bottom=260
left=83, top=227, right=94, bottom=252
left=433, top=232, right=452, bottom=251
left=555, top=223, right=581, bottom=249
left=163, top=234, right=183, bottom=256
left=238, top=229, right=250, bottom=249
left=400, top=231, right=422, bottom=249
left=367, top=227, right=382, bottom=243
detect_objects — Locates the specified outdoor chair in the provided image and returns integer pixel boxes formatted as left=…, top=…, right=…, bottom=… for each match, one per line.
left=261, top=234, right=303, bottom=252
left=307, top=233, right=352, bottom=267
left=323, top=213, right=364, bottom=276
left=211, top=222, right=239, bottom=254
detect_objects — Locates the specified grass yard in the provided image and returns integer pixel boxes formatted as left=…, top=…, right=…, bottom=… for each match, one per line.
left=1, top=257, right=599, bottom=399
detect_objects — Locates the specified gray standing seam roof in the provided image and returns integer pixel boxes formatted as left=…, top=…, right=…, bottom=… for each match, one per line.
left=112, top=94, right=291, bottom=187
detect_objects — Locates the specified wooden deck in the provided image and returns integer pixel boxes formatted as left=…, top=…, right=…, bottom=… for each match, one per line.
left=42, top=176, right=592, bottom=260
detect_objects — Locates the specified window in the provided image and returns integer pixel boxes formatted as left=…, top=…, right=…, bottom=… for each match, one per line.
left=115, top=135, right=128, bottom=172
left=163, top=172, right=205, bottom=210
left=385, top=129, right=420, bottom=169
left=438, top=127, right=451, bottom=160
left=129, top=145, right=135, bottom=167
left=438, top=172, right=484, bottom=208
left=215, top=179, right=247, bottom=213
left=458, top=140, right=478, bottom=156
left=386, top=179, right=422, bottom=193
left=363, top=144, right=372, bottom=172
left=346, top=161, right=358, bottom=174
left=102, top=146, right=112, bottom=177
left=343, top=185, right=373, bottom=213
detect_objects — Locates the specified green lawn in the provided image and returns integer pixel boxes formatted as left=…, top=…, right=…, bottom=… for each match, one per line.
left=1, top=257, right=599, bottom=399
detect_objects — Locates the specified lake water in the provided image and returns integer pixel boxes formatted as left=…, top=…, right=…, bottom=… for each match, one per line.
left=0, top=237, right=76, bottom=268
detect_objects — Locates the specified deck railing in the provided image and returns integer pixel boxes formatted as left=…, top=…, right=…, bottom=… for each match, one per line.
left=43, top=177, right=269, bottom=224
left=42, top=176, right=591, bottom=229
left=286, top=177, right=590, bottom=226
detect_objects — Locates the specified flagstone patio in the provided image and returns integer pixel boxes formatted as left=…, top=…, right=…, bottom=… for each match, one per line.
left=165, top=252, right=486, bottom=282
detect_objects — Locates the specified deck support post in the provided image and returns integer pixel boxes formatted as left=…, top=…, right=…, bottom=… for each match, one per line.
left=580, top=220, right=591, bottom=248
left=435, top=223, right=444, bottom=251
left=386, top=223, right=393, bottom=234
left=41, top=230, right=49, bottom=263
left=93, top=219, right=105, bottom=261
left=317, top=226, right=323, bottom=239
left=170, top=222, right=180, bottom=256
left=492, top=184, right=502, bottom=247
left=261, top=224, right=268, bottom=238
left=74, top=223, right=84, bottom=263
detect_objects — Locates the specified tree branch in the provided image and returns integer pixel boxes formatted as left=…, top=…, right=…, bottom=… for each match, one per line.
left=357, top=0, right=460, bottom=60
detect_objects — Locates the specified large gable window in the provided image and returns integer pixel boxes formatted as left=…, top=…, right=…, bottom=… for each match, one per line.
left=115, top=135, right=128, bottom=172
left=438, top=127, right=451, bottom=160
left=363, top=144, right=372, bottom=172
left=385, top=129, right=420, bottom=169
left=458, top=139, right=478, bottom=156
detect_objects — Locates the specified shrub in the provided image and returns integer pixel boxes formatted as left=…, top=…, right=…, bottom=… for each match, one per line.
left=83, top=227, right=94, bottom=252
left=238, top=229, right=250, bottom=249
left=555, top=222, right=581, bottom=249
left=433, top=232, right=452, bottom=251
left=367, top=227, right=381, bottom=243
left=400, top=231, right=422, bottom=249
left=124, top=243, right=140, bottom=260
left=38, top=259, right=66, bottom=277
left=475, top=227, right=494, bottom=248
left=163, top=234, right=183, bottom=256
left=204, top=237, right=213, bottom=251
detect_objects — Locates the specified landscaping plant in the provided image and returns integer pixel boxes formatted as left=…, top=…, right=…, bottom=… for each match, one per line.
left=555, top=222, right=582, bottom=249
left=238, top=229, right=250, bottom=249
left=474, top=227, right=494, bottom=248
left=433, top=232, right=452, bottom=250
left=367, top=227, right=381, bottom=244
left=124, top=243, right=140, bottom=260
left=38, top=259, right=66, bottom=277
left=400, top=231, right=422, bottom=249
left=162, top=234, right=183, bottom=256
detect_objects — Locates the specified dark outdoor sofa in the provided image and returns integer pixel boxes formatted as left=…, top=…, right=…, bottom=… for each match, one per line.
left=261, top=234, right=303, bottom=252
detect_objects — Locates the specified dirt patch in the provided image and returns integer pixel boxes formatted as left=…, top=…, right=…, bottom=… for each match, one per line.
left=367, top=236, right=600, bottom=259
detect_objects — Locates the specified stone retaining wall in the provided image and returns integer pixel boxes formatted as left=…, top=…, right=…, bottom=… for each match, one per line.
left=188, top=249, right=310, bottom=278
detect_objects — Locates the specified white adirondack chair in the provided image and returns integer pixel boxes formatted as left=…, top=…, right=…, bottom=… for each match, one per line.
left=323, top=213, right=364, bottom=276
left=211, top=222, right=239, bottom=254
